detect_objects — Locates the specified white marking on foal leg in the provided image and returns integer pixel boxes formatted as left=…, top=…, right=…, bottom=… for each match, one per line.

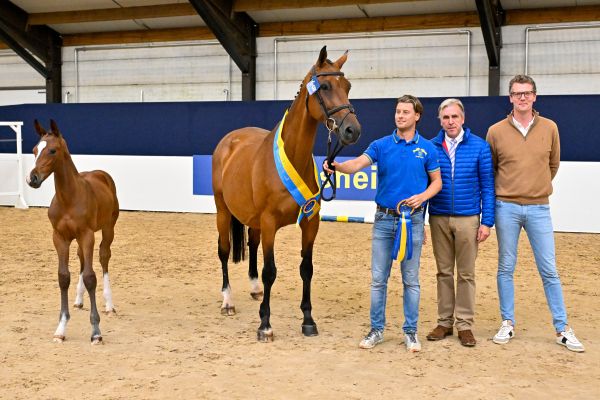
left=53, top=314, right=68, bottom=342
left=74, top=273, right=85, bottom=308
left=249, top=278, right=263, bottom=300
left=221, top=285, right=235, bottom=315
left=103, top=273, right=115, bottom=313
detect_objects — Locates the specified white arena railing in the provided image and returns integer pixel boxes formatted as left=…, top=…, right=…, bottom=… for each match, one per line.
left=0, top=121, right=28, bottom=208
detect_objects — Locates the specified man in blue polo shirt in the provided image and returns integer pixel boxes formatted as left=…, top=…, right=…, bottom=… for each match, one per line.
left=325, top=94, right=441, bottom=352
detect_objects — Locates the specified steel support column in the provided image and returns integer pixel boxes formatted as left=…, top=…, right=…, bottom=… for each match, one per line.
left=188, top=0, right=257, bottom=100
left=476, top=0, right=505, bottom=96
left=0, top=1, right=63, bottom=103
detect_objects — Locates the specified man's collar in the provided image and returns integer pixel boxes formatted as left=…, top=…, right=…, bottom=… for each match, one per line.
left=444, top=128, right=464, bottom=143
left=393, top=129, right=420, bottom=144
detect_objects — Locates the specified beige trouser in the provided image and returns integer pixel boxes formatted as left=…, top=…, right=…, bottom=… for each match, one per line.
left=429, top=215, right=480, bottom=331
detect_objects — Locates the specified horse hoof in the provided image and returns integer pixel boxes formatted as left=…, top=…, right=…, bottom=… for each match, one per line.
left=250, top=291, right=263, bottom=301
left=257, top=329, right=274, bottom=342
left=302, top=324, right=319, bottom=337
left=104, top=308, right=117, bottom=315
left=91, top=336, right=103, bottom=345
left=220, top=306, right=236, bottom=316
left=73, top=303, right=83, bottom=309
left=53, top=335, right=65, bottom=343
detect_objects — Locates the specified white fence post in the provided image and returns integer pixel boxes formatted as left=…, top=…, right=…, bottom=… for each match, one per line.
left=0, top=121, right=28, bottom=208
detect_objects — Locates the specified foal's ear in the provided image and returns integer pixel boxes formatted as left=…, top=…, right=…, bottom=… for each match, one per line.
left=333, top=50, right=348, bottom=70
left=49, top=119, right=62, bottom=137
left=33, top=119, right=46, bottom=137
left=317, top=46, right=328, bottom=67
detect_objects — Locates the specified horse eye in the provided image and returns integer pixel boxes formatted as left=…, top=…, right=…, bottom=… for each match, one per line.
left=321, top=82, right=330, bottom=90
left=49, top=149, right=56, bottom=155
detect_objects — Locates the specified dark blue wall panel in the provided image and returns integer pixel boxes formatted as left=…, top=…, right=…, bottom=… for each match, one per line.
left=1, top=95, right=598, bottom=161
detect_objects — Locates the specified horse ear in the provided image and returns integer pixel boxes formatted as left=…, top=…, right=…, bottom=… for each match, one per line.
left=333, top=50, right=348, bottom=69
left=317, top=46, right=328, bottom=67
left=33, top=119, right=46, bottom=137
left=49, top=119, right=62, bottom=137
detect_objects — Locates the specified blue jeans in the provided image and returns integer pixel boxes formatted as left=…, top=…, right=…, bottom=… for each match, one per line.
left=370, top=211, right=424, bottom=333
left=495, top=200, right=568, bottom=332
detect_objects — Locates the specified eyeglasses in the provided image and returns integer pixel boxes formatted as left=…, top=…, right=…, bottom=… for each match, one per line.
left=510, top=91, right=535, bottom=98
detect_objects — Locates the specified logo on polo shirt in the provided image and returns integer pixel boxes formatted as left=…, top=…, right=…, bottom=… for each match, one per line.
left=413, top=147, right=428, bottom=159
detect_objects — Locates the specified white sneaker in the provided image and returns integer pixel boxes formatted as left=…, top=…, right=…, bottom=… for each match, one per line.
left=359, top=329, right=383, bottom=349
left=493, top=320, right=514, bottom=344
left=405, top=332, right=421, bottom=352
left=557, top=328, right=585, bottom=352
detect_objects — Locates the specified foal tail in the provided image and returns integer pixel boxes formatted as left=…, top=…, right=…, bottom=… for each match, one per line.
left=230, top=216, right=246, bottom=263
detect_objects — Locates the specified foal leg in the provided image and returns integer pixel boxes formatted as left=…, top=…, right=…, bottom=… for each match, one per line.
left=99, top=226, right=116, bottom=314
left=77, top=230, right=102, bottom=344
left=52, top=232, right=71, bottom=343
left=216, top=209, right=235, bottom=316
left=73, top=246, right=85, bottom=309
left=257, top=218, right=277, bottom=342
left=299, top=217, right=319, bottom=336
left=248, top=228, right=263, bottom=300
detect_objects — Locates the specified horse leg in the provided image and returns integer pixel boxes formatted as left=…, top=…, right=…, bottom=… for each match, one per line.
left=52, top=231, right=71, bottom=343
left=248, top=228, right=263, bottom=300
left=99, top=226, right=116, bottom=314
left=77, top=230, right=102, bottom=344
left=216, top=208, right=235, bottom=316
left=299, top=217, right=319, bottom=336
left=257, top=218, right=277, bottom=342
left=73, top=245, right=85, bottom=309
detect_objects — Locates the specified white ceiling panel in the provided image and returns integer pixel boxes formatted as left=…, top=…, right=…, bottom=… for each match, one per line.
left=501, top=0, right=578, bottom=9
left=364, top=0, right=475, bottom=17
left=11, top=0, right=118, bottom=13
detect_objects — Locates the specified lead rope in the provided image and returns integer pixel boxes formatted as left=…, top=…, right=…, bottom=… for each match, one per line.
left=319, top=121, right=345, bottom=202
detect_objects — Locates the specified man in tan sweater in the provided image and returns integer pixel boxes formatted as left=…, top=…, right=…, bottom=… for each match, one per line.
left=486, top=74, right=584, bottom=352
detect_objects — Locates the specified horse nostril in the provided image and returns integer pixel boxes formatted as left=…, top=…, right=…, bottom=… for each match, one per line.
left=344, top=125, right=359, bottom=143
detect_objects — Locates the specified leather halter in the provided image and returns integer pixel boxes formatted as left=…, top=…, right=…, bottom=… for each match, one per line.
left=305, top=66, right=355, bottom=130
left=303, top=65, right=356, bottom=202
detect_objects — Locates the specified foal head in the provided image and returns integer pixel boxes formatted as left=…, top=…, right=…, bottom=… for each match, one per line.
left=303, top=46, right=361, bottom=146
left=27, top=119, right=69, bottom=189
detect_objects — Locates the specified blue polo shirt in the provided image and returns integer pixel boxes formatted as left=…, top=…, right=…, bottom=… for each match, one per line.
left=363, top=129, right=440, bottom=209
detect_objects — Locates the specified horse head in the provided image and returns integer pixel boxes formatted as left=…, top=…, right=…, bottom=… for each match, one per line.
left=27, top=119, right=67, bottom=188
left=304, top=46, right=361, bottom=146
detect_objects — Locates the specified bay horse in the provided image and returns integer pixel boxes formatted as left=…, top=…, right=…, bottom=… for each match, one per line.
left=27, top=120, right=119, bottom=344
left=212, top=47, right=361, bottom=341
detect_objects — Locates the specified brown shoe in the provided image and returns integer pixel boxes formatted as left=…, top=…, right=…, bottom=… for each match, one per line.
left=458, top=329, right=477, bottom=347
left=426, top=325, right=453, bottom=341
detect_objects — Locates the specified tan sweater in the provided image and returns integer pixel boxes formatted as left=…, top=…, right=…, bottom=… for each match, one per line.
left=486, top=112, right=560, bottom=204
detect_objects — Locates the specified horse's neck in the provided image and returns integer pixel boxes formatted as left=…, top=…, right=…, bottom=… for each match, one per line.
left=281, top=97, right=319, bottom=172
left=53, top=153, right=84, bottom=205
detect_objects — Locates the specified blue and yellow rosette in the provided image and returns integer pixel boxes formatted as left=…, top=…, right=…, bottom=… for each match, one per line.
left=273, top=110, right=321, bottom=226
left=392, top=200, right=415, bottom=263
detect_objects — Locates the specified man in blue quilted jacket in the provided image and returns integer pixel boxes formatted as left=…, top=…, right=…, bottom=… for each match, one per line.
left=425, top=98, right=495, bottom=347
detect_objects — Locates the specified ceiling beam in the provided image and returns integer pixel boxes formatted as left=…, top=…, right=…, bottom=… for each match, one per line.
left=6, top=5, right=597, bottom=49
left=62, top=26, right=214, bottom=46
left=233, top=0, right=424, bottom=11
left=260, top=11, right=480, bottom=36
left=506, top=5, right=600, bottom=25
left=188, top=0, right=257, bottom=101
left=0, top=0, right=63, bottom=103
left=28, top=4, right=197, bottom=25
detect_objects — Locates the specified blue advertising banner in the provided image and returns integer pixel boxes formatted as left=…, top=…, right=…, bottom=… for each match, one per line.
left=193, top=155, right=377, bottom=201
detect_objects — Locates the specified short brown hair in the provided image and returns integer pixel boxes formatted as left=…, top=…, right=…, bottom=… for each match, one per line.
left=397, top=94, right=423, bottom=120
left=509, top=74, right=537, bottom=94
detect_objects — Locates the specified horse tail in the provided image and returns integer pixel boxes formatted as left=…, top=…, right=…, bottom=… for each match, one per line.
left=230, top=216, right=246, bottom=263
